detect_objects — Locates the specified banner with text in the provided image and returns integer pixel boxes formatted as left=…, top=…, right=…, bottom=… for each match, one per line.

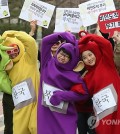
left=78, top=0, right=116, bottom=27
left=54, top=8, right=84, bottom=33
left=19, top=0, right=55, bottom=28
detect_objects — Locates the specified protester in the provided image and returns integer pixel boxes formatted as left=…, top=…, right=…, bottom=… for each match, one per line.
left=112, top=30, right=120, bottom=75
left=2, top=30, right=40, bottom=134
left=71, top=33, right=120, bottom=134
left=73, top=31, right=95, bottom=134
left=37, top=31, right=89, bottom=134
left=0, top=42, right=14, bottom=134
left=29, top=20, right=41, bottom=68
left=2, top=21, right=40, bottom=134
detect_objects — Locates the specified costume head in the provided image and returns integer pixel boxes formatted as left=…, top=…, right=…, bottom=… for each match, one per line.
left=79, top=41, right=102, bottom=70
left=2, top=36, right=25, bottom=62
left=54, top=42, right=80, bottom=71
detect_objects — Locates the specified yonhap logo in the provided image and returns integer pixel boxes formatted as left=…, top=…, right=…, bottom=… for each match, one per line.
left=87, top=115, right=99, bottom=129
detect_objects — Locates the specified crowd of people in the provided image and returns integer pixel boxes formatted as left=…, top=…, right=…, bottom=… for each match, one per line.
left=0, top=20, right=120, bottom=134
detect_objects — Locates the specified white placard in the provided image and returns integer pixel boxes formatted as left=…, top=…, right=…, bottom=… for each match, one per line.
left=19, top=0, right=55, bottom=28
left=12, top=81, right=32, bottom=106
left=43, top=82, right=64, bottom=109
left=0, top=0, right=10, bottom=19
left=92, top=87, right=117, bottom=114
left=79, top=0, right=116, bottom=27
left=54, top=8, right=83, bottom=33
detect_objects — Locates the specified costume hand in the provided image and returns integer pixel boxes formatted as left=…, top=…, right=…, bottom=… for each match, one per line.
left=50, top=91, right=62, bottom=106
left=50, top=90, right=89, bottom=105
left=79, top=34, right=109, bottom=45
left=2, top=30, right=18, bottom=40
left=59, top=32, right=76, bottom=45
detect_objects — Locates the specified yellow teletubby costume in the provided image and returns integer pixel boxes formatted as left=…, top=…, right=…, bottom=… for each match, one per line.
left=2, top=30, right=40, bottom=134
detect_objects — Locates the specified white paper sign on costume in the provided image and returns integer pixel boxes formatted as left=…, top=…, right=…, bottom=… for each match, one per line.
left=12, top=81, right=32, bottom=106
left=54, top=8, right=83, bottom=33
left=43, top=82, right=64, bottom=109
left=78, top=0, right=116, bottom=27
left=92, top=87, right=117, bottom=115
left=0, top=0, right=10, bottom=19
left=19, top=0, right=55, bottom=28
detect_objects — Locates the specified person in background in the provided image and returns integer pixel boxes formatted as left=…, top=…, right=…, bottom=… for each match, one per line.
left=29, top=20, right=41, bottom=69
left=51, top=40, right=63, bottom=56
left=37, top=31, right=89, bottom=134
left=71, top=33, right=120, bottom=134
left=112, top=30, right=120, bottom=75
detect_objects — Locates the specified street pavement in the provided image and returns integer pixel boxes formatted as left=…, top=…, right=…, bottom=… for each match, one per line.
left=0, top=93, right=4, bottom=134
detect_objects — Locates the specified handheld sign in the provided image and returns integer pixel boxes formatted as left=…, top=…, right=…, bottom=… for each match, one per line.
left=54, top=8, right=83, bottom=33
left=98, top=10, right=120, bottom=38
left=19, top=0, right=55, bottom=28
left=0, top=0, right=10, bottom=19
left=78, top=0, right=116, bottom=27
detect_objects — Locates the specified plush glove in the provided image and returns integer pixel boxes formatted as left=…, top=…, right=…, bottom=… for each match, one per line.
left=50, top=90, right=89, bottom=106
left=2, top=30, right=18, bottom=40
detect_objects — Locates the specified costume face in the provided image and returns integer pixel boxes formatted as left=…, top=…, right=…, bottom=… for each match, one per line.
left=6, top=44, right=19, bottom=59
left=57, top=50, right=70, bottom=64
left=82, top=50, right=96, bottom=66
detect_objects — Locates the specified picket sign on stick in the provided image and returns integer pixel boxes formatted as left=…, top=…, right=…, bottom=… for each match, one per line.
left=0, top=0, right=10, bottom=19
left=78, top=0, right=116, bottom=27
left=19, top=0, right=55, bottom=28
left=98, top=10, right=120, bottom=38
left=54, top=8, right=84, bottom=33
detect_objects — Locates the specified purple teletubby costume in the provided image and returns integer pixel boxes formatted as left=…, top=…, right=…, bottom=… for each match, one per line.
left=37, top=32, right=88, bottom=134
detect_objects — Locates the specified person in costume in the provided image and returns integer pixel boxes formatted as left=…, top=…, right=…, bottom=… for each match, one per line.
left=0, top=42, right=13, bottom=94
left=0, top=37, right=14, bottom=134
left=71, top=33, right=120, bottom=134
left=2, top=30, right=40, bottom=134
left=37, top=32, right=89, bottom=134
left=74, top=31, right=96, bottom=134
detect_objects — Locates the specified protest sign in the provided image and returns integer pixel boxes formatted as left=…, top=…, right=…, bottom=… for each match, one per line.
left=54, top=8, right=84, bottom=33
left=79, top=0, right=116, bottom=27
left=0, top=0, right=10, bottom=19
left=19, top=0, right=55, bottom=28
left=98, top=10, right=120, bottom=38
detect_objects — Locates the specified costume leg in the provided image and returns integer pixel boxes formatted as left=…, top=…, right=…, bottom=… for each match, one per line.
left=13, top=103, right=36, bottom=134
left=77, top=112, right=88, bottom=134
left=29, top=103, right=37, bottom=134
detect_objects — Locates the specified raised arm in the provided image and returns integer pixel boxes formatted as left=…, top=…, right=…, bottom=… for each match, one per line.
left=2, top=30, right=38, bottom=64
left=50, top=90, right=89, bottom=106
